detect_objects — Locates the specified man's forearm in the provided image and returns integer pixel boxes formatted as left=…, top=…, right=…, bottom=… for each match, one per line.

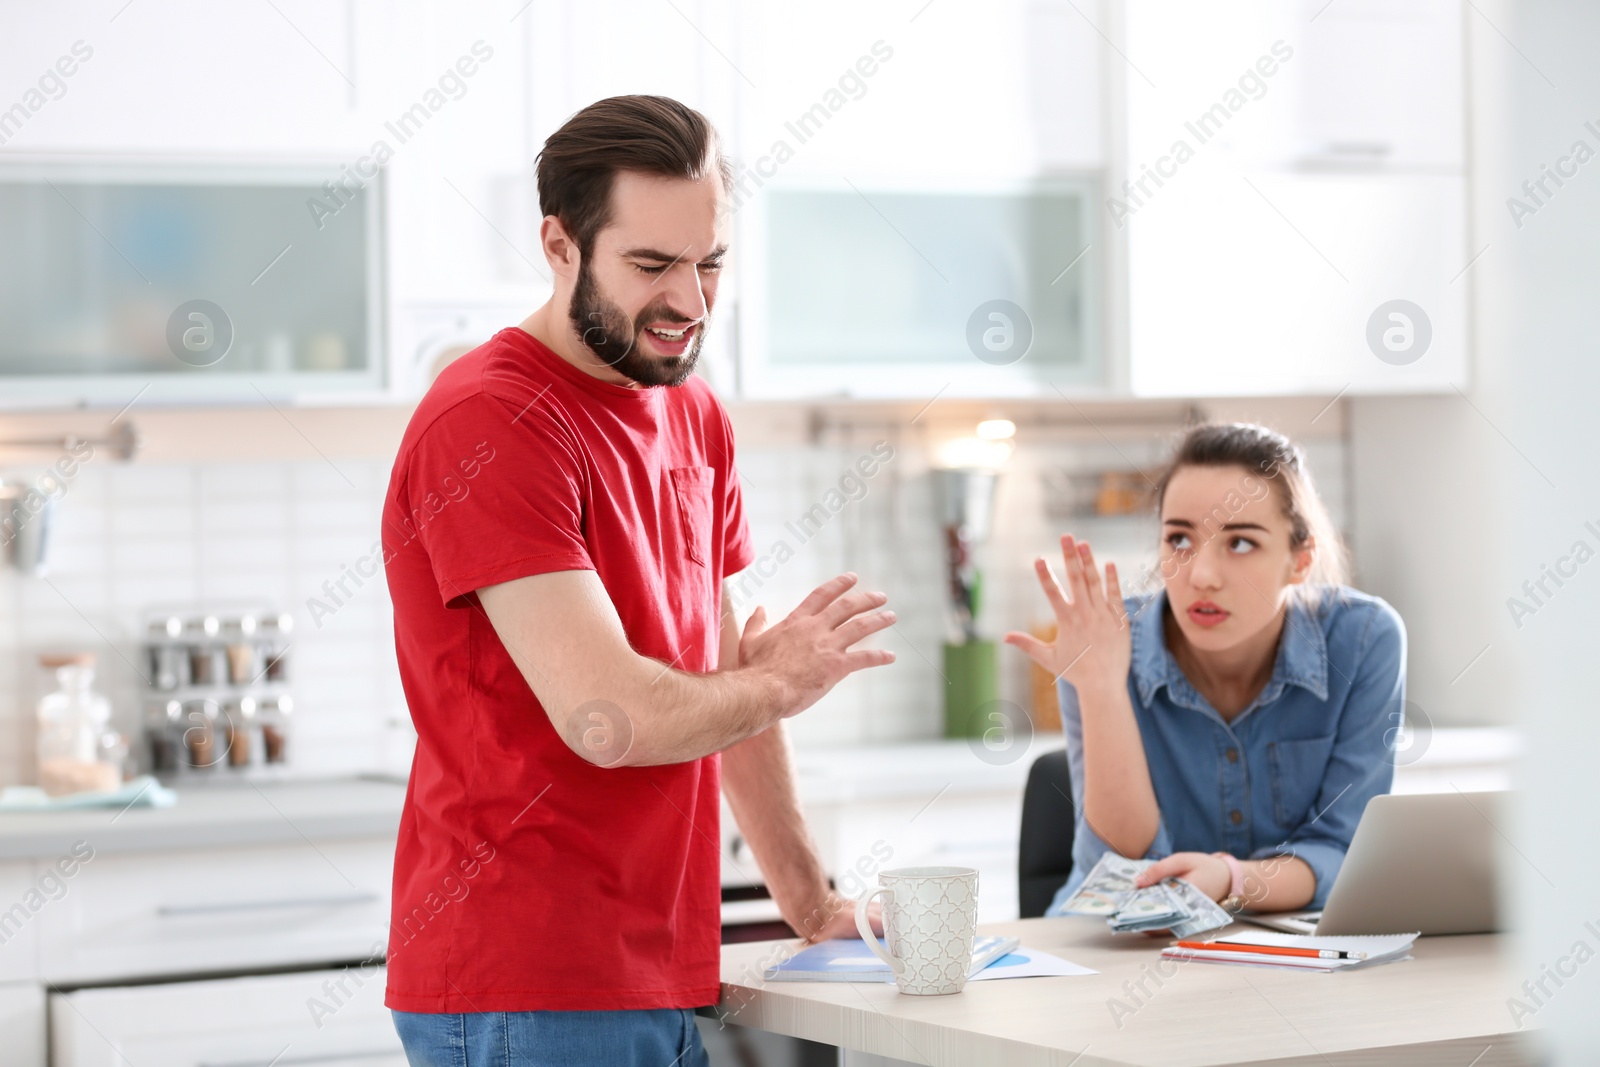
left=480, top=570, right=891, bottom=769
left=720, top=722, right=838, bottom=940
left=614, top=659, right=788, bottom=766
left=480, top=575, right=790, bottom=766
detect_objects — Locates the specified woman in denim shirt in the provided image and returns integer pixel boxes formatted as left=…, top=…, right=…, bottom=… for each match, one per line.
left=1006, top=422, right=1406, bottom=918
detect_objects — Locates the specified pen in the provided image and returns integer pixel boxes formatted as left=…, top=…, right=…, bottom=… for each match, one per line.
left=1171, top=940, right=1368, bottom=961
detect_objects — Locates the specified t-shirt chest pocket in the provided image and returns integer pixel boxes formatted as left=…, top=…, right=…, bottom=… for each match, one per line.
left=668, top=465, right=715, bottom=568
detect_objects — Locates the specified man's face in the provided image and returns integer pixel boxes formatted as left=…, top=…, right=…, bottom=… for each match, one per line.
left=567, top=169, right=728, bottom=387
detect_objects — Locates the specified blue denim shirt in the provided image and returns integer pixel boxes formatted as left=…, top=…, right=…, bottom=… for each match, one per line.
left=1045, top=585, right=1406, bottom=914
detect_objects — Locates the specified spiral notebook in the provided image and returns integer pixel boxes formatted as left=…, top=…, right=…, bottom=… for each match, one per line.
left=1160, top=930, right=1419, bottom=972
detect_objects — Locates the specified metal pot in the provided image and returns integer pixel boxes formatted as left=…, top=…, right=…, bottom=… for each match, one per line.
left=0, top=481, right=55, bottom=577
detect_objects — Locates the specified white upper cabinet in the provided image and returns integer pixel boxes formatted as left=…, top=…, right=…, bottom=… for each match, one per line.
left=0, top=0, right=367, bottom=154
left=728, top=1, right=1106, bottom=398
left=1125, top=169, right=1467, bottom=397
left=1124, top=0, right=1463, bottom=172
left=1121, top=0, right=1467, bottom=397
left=732, top=0, right=1103, bottom=184
left=374, top=3, right=543, bottom=349
left=3, top=0, right=1472, bottom=403
left=1243, top=0, right=1464, bottom=171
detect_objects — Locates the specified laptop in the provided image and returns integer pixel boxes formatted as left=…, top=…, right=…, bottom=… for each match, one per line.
left=1237, top=790, right=1507, bottom=936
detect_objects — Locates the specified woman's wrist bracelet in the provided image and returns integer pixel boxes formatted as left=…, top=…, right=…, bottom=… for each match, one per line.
left=1211, top=851, right=1248, bottom=912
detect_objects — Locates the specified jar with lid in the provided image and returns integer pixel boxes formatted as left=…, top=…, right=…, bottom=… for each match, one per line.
left=36, top=654, right=125, bottom=796
left=145, top=699, right=183, bottom=773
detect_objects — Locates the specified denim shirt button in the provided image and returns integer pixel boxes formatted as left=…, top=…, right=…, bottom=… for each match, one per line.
left=1226, top=747, right=1239, bottom=763
left=1229, top=809, right=1243, bottom=825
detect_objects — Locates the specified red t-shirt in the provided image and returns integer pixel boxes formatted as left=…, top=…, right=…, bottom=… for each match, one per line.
left=381, top=327, right=753, bottom=1013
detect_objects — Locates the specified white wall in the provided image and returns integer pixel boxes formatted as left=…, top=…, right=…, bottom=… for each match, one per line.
left=1346, top=396, right=1518, bottom=726
left=1466, top=0, right=1600, bottom=1059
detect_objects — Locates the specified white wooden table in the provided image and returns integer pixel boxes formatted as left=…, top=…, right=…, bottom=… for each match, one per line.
left=714, top=916, right=1541, bottom=1066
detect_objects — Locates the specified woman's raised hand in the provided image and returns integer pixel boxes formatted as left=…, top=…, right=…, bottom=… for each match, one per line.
left=1003, top=534, right=1132, bottom=697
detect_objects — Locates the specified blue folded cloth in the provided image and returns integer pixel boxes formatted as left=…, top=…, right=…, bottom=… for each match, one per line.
left=0, top=774, right=177, bottom=812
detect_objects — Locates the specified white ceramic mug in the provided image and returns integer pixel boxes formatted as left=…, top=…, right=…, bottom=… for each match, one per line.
left=854, top=865, right=980, bottom=995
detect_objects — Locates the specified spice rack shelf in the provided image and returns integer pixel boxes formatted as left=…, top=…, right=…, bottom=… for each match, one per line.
left=139, top=606, right=294, bottom=781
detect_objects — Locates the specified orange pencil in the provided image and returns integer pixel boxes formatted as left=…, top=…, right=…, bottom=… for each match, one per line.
left=1172, top=939, right=1367, bottom=961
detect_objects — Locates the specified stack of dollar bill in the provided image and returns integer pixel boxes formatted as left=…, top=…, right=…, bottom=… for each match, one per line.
left=1057, top=853, right=1233, bottom=938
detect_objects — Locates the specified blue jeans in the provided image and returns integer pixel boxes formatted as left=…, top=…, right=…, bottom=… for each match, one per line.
left=391, top=1007, right=709, bottom=1067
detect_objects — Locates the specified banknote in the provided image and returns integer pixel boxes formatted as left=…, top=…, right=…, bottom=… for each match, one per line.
left=1058, top=852, right=1232, bottom=937
left=1057, top=853, right=1147, bottom=915
left=1160, top=874, right=1234, bottom=938
left=1107, top=884, right=1183, bottom=932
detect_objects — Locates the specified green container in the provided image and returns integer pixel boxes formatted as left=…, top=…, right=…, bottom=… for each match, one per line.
left=943, top=639, right=999, bottom=738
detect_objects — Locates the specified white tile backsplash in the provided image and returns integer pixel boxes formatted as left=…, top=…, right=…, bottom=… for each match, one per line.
left=0, top=457, right=399, bottom=788
left=0, top=433, right=1351, bottom=788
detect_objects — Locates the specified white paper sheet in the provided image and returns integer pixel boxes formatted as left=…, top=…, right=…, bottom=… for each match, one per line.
left=968, top=948, right=1099, bottom=980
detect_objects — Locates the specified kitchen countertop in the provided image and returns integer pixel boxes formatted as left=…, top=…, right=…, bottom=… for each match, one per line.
left=0, top=727, right=1520, bottom=863
left=0, top=776, right=407, bottom=862
left=785, top=726, right=1521, bottom=804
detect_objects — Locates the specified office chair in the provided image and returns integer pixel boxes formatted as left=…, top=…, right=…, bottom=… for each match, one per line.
left=1017, top=749, right=1075, bottom=919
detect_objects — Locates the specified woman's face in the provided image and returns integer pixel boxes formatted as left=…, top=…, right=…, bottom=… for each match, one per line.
left=1157, top=464, right=1313, bottom=652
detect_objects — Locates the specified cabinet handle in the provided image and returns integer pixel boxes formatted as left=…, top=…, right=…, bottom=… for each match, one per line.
left=158, top=891, right=379, bottom=917
left=197, top=1049, right=400, bottom=1067
left=1291, top=142, right=1392, bottom=168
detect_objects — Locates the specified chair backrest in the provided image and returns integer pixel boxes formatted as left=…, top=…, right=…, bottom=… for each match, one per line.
left=1017, top=749, right=1075, bottom=919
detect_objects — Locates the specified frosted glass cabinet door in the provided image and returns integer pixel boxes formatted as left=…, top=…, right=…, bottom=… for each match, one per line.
left=739, top=179, right=1102, bottom=399
left=0, top=162, right=385, bottom=407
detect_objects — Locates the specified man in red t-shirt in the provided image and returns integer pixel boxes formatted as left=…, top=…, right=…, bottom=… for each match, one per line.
left=381, top=96, right=895, bottom=1065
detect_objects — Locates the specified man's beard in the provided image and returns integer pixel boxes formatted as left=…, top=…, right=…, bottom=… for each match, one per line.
left=567, top=259, right=706, bottom=387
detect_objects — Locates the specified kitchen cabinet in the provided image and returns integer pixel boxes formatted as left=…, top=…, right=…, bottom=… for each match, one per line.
left=379, top=6, right=544, bottom=317
left=1126, top=170, right=1467, bottom=397
left=0, top=781, right=406, bottom=1065
left=2, top=1, right=367, bottom=156
left=1122, top=0, right=1463, bottom=173
left=726, top=1, right=1107, bottom=401
left=1121, top=0, right=1467, bottom=397
left=0, top=982, right=46, bottom=1067
left=38, top=837, right=394, bottom=985
left=0, top=162, right=386, bottom=407
left=4, top=4, right=538, bottom=406
left=51, top=966, right=402, bottom=1067
left=736, top=177, right=1102, bottom=400
left=0, top=860, right=41, bottom=982
left=733, top=0, right=1102, bottom=184
left=1236, top=0, right=1464, bottom=171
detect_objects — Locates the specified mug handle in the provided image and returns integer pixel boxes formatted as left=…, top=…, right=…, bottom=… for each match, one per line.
left=856, top=887, right=903, bottom=975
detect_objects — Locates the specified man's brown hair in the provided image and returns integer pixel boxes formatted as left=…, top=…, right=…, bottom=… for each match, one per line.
left=535, top=95, right=731, bottom=259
